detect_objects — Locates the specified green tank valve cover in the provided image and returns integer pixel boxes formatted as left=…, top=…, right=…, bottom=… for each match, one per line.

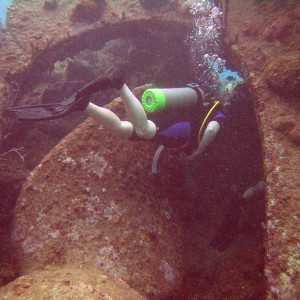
left=141, top=89, right=166, bottom=113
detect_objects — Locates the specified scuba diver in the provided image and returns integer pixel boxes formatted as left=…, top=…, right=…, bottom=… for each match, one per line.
left=4, top=69, right=225, bottom=164
left=4, top=69, right=265, bottom=250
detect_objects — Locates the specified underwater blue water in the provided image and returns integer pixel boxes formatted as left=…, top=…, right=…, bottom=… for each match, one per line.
left=219, top=68, right=243, bottom=82
left=0, top=0, right=12, bottom=28
left=206, top=54, right=244, bottom=94
left=218, top=67, right=244, bottom=92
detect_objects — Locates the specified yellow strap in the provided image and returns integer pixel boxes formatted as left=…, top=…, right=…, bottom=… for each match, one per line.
left=198, top=100, right=220, bottom=144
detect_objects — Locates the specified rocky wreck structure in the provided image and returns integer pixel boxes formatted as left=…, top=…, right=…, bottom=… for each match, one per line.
left=0, top=0, right=299, bottom=299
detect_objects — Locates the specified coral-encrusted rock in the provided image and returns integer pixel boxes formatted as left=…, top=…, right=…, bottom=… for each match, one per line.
left=272, top=116, right=300, bottom=145
left=0, top=267, right=145, bottom=299
left=294, top=7, right=300, bottom=20
left=243, top=20, right=259, bottom=36
left=264, top=52, right=300, bottom=97
left=11, top=88, right=185, bottom=298
left=70, top=0, right=103, bottom=23
left=224, top=2, right=300, bottom=299
left=271, top=115, right=295, bottom=132
left=263, top=15, right=294, bottom=41
left=44, top=0, right=58, bottom=11
left=288, top=121, right=300, bottom=146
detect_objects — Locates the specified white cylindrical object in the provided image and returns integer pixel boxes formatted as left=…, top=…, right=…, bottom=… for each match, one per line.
left=141, top=87, right=204, bottom=113
left=151, top=145, right=165, bottom=174
left=163, top=88, right=198, bottom=110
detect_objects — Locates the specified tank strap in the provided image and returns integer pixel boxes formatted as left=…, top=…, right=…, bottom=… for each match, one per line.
left=187, top=83, right=205, bottom=104
left=197, top=100, right=220, bottom=144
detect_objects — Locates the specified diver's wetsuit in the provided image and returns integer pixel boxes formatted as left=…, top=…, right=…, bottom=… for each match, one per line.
left=4, top=70, right=225, bottom=153
left=129, top=107, right=226, bottom=153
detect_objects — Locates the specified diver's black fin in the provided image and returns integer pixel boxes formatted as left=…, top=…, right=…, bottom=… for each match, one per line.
left=4, top=68, right=125, bottom=121
left=4, top=94, right=80, bottom=121
left=76, top=67, right=125, bottom=99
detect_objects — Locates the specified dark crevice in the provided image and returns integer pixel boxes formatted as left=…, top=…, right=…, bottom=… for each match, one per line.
left=172, top=84, right=266, bottom=298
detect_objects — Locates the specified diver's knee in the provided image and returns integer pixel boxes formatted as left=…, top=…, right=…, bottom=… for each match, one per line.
left=115, top=121, right=134, bottom=139
left=135, top=120, right=157, bottom=140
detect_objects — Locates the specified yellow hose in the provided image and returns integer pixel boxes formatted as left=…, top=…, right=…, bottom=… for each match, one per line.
left=198, top=100, right=220, bottom=144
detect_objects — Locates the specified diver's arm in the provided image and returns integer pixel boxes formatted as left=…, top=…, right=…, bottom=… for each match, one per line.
left=83, top=84, right=158, bottom=140
left=120, top=84, right=157, bottom=140
left=184, top=120, right=220, bottom=160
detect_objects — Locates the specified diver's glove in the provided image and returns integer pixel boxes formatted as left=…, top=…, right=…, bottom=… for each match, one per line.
left=4, top=68, right=125, bottom=121
left=242, top=181, right=265, bottom=199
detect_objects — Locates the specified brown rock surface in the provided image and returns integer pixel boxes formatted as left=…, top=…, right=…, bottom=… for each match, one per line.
left=288, top=121, right=300, bottom=146
left=263, top=15, right=295, bottom=41
left=0, top=266, right=145, bottom=300
left=11, top=89, right=185, bottom=298
left=226, top=1, right=300, bottom=298
left=264, top=52, right=300, bottom=97
left=1, top=0, right=300, bottom=298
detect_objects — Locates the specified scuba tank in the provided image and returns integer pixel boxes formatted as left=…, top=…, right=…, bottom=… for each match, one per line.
left=141, top=84, right=205, bottom=113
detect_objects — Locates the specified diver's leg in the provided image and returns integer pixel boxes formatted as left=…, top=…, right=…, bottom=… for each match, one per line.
left=84, top=102, right=133, bottom=139
left=120, top=84, right=157, bottom=140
